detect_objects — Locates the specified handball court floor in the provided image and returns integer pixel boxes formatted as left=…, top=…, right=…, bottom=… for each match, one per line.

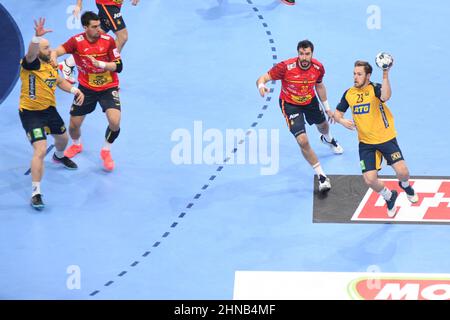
left=1, top=0, right=450, bottom=299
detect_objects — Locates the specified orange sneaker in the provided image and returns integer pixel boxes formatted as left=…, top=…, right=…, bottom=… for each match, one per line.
left=64, top=144, right=83, bottom=158
left=100, top=149, right=114, bottom=171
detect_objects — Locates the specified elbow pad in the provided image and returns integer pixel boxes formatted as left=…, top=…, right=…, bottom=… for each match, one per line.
left=115, top=59, right=123, bottom=73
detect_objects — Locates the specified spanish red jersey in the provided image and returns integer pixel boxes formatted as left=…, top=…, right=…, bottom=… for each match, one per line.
left=96, top=0, right=123, bottom=7
left=62, top=32, right=121, bottom=91
left=268, top=57, right=325, bottom=106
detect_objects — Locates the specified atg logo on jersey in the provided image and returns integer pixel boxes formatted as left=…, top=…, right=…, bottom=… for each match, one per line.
left=353, top=103, right=370, bottom=114
left=349, top=277, right=450, bottom=300
left=352, top=178, right=450, bottom=222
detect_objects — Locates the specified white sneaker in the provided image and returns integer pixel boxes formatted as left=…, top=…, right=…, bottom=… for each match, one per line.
left=399, top=182, right=419, bottom=203
left=58, top=61, right=75, bottom=84
left=318, top=175, right=331, bottom=193
left=320, top=135, right=344, bottom=154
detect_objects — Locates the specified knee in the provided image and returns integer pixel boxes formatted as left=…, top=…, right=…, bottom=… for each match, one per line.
left=363, top=174, right=378, bottom=188
left=33, top=146, right=46, bottom=160
left=117, top=30, right=128, bottom=44
left=297, top=135, right=310, bottom=150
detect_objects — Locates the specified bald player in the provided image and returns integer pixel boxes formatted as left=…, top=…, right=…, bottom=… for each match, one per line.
left=19, top=18, right=84, bottom=210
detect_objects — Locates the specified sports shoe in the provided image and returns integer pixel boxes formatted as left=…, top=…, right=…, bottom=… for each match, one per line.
left=281, top=0, right=295, bottom=5
left=58, top=60, right=76, bottom=84
left=386, top=190, right=399, bottom=217
left=399, top=182, right=418, bottom=203
left=318, top=174, right=331, bottom=193
left=320, top=135, right=344, bottom=154
left=52, top=153, right=78, bottom=170
left=31, top=194, right=45, bottom=210
left=100, top=149, right=114, bottom=171
left=64, top=144, right=83, bottom=158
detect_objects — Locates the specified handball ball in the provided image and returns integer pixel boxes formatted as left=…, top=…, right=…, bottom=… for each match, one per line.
left=375, top=52, right=393, bottom=70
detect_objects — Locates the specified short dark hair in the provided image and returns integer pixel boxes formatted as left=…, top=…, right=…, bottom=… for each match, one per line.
left=81, top=11, right=100, bottom=27
left=297, top=40, right=314, bottom=52
left=354, top=60, right=373, bottom=74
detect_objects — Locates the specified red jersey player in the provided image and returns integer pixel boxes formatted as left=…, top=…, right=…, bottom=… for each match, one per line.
left=51, top=11, right=123, bottom=171
left=256, top=40, right=343, bottom=193
left=60, top=0, right=139, bottom=83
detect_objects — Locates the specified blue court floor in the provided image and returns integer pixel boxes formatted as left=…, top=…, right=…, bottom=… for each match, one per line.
left=1, top=0, right=450, bottom=299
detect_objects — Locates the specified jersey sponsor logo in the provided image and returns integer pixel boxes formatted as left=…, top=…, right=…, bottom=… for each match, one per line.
left=100, top=34, right=111, bottom=40
left=75, top=35, right=85, bottom=42
left=44, top=78, right=57, bottom=89
left=312, top=64, right=320, bottom=70
left=287, top=62, right=296, bottom=70
left=349, top=277, right=450, bottom=300
left=352, top=179, right=450, bottom=222
left=28, top=74, right=36, bottom=99
left=291, top=94, right=312, bottom=104
left=353, top=103, right=370, bottom=114
left=88, top=71, right=113, bottom=87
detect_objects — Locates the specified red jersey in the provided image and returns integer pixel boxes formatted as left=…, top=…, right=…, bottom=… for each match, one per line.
left=96, top=0, right=123, bottom=7
left=62, top=32, right=121, bottom=91
left=268, top=57, right=325, bottom=106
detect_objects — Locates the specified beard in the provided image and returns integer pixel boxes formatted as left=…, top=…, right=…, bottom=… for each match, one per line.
left=299, top=60, right=311, bottom=69
left=39, top=53, right=50, bottom=63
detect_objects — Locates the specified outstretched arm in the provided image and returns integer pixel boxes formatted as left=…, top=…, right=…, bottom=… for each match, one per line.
left=380, top=68, right=392, bottom=102
left=25, top=17, right=52, bottom=63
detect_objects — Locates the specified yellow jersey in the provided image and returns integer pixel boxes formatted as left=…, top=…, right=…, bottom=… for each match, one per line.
left=19, top=57, right=58, bottom=111
left=336, top=82, right=396, bottom=144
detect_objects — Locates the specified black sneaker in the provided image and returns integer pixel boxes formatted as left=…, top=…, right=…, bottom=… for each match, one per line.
left=386, top=190, right=398, bottom=217
left=53, top=153, right=78, bottom=170
left=320, top=135, right=344, bottom=154
left=398, top=181, right=418, bottom=203
left=31, top=194, right=45, bottom=210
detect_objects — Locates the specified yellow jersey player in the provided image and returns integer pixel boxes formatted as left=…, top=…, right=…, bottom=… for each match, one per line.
left=19, top=18, right=84, bottom=210
left=334, top=60, right=418, bottom=217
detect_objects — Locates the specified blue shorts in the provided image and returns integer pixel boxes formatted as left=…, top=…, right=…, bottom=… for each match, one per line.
left=358, top=138, right=404, bottom=173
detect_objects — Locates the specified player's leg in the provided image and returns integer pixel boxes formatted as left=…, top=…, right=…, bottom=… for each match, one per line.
left=30, top=139, right=47, bottom=210
left=64, top=86, right=96, bottom=158
left=19, top=109, right=48, bottom=209
left=97, top=3, right=128, bottom=52
left=280, top=99, right=330, bottom=192
left=47, top=107, right=78, bottom=169
left=360, top=142, right=398, bottom=217
left=381, top=138, right=418, bottom=203
left=305, top=98, right=343, bottom=154
left=99, top=88, right=121, bottom=171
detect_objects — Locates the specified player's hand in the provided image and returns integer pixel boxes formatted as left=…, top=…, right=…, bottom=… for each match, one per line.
left=340, top=118, right=356, bottom=130
left=73, top=5, right=82, bottom=19
left=50, top=51, right=58, bottom=68
left=131, top=0, right=140, bottom=5
left=258, top=84, right=269, bottom=97
left=87, top=55, right=106, bottom=69
left=72, top=88, right=84, bottom=106
left=325, top=110, right=335, bottom=124
left=34, top=17, right=52, bottom=37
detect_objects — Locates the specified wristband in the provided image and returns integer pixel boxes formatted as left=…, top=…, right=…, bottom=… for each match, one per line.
left=31, top=36, right=42, bottom=44
left=258, top=83, right=266, bottom=89
left=98, top=61, right=107, bottom=69
left=322, top=100, right=331, bottom=111
left=70, top=87, right=78, bottom=94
